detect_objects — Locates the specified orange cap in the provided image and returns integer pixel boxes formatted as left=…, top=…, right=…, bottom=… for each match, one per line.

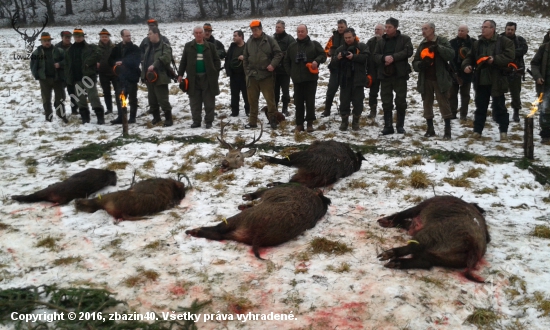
left=305, top=63, right=319, bottom=74
left=508, top=62, right=518, bottom=70
left=250, top=20, right=262, bottom=28
left=476, top=56, right=490, bottom=65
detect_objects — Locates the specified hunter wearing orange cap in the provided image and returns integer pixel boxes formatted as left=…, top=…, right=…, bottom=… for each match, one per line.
left=97, top=28, right=120, bottom=116
left=139, top=18, right=170, bottom=59
left=412, top=22, right=455, bottom=140
left=462, top=20, right=515, bottom=142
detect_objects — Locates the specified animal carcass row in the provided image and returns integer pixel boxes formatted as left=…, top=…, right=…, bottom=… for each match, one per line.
left=75, top=178, right=185, bottom=221
left=377, top=196, right=490, bottom=282
left=11, top=168, right=117, bottom=205
left=186, top=183, right=331, bottom=259
left=261, top=140, right=365, bottom=188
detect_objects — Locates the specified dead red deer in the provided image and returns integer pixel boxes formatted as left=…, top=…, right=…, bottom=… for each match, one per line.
left=218, top=121, right=263, bottom=172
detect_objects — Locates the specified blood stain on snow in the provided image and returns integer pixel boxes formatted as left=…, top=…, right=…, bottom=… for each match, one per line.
left=169, top=285, right=186, bottom=296
left=308, top=302, right=367, bottom=329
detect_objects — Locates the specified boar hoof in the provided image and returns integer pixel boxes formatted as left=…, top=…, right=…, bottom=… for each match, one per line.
left=377, top=250, right=395, bottom=261
left=185, top=229, right=200, bottom=237
left=384, top=260, right=401, bottom=269
left=377, top=217, right=394, bottom=228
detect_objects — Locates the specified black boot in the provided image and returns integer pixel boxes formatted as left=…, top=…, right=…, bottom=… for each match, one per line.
left=110, top=108, right=123, bottom=125
left=128, top=107, right=137, bottom=124
left=151, top=109, right=162, bottom=125
left=513, top=109, right=520, bottom=122
left=79, top=107, right=91, bottom=124
left=443, top=119, right=451, bottom=140
left=424, top=118, right=435, bottom=137
left=396, top=111, right=406, bottom=134
left=322, top=102, right=331, bottom=117
left=105, top=107, right=113, bottom=115
left=56, top=104, right=69, bottom=123
left=93, top=108, right=105, bottom=125
left=381, top=111, right=394, bottom=135
left=282, top=102, right=289, bottom=116
left=352, top=115, right=360, bottom=131
left=163, top=110, right=173, bottom=127
left=339, top=116, right=349, bottom=131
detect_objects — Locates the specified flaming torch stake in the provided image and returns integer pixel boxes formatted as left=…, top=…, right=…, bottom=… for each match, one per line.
left=120, top=91, right=129, bottom=138
left=524, top=93, right=544, bottom=159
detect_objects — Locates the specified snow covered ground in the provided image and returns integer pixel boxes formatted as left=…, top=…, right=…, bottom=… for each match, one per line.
left=1, top=10, right=550, bottom=329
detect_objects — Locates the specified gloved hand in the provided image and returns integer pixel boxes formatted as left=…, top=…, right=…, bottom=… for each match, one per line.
left=419, top=57, right=433, bottom=70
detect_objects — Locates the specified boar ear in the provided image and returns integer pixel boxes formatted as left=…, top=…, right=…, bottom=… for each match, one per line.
left=242, top=149, right=257, bottom=158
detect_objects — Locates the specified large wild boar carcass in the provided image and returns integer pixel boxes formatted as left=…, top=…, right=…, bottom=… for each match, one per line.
left=377, top=196, right=491, bottom=282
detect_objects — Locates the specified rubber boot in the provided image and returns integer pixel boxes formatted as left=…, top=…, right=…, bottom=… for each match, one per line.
left=128, top=107, right=137, bottom=124
left=79, top=107, right=90, bottom=124
left=443, top=119, right=451, bottom=140
left=151, top=108, right=162, bottom=125
left=381, top=111, right=394, bottom=135
left=352, top=115, right=360, bottom=131
left=55, top=104, right=68, bottom=123
left=513, top=109, right=520, bottom=122
left=459, top=107, right=468, bottom=121
left=163, top=110, right=173, bottom=127
left=396, top=110, right=406, bottom=134
left=424, top=118, right=435, bottom=137
left=93, top=107, right=105, bottom=125
left=111, top=108, right=123, bottom=125
left=367, top=106, right=376, bottom=119
left=339, top=116, right=349, bottom=131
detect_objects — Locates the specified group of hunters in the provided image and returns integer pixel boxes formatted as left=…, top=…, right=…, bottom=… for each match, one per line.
left=30, top=17, right=550, bottom=143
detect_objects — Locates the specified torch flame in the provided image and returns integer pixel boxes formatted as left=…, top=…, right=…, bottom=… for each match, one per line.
left=527, top=93, right=544, bottom=118
left=120, top=91, right=128, bottom=108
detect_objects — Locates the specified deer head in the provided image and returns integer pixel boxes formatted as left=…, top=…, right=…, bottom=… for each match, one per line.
left=11, top=12, right=48, bottom=56
left=217, top=121, right=263, bottom=172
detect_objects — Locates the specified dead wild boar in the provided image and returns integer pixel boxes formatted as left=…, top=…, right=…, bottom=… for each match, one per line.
left=11, top=168, right=117, bottom=205
left=186, top=183, right=331, bottom=259
left=218, top=121, right=263, bottom=172
left=377, top=196, right=490, bottom=282
left=75, top=178, right=185, bottom=221
left=261, top=140, right=366, bottom=188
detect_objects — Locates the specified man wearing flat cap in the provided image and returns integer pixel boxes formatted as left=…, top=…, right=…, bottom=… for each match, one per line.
left=97, top=28, right=121, bottom=116
left=55, top=31, right=78, bottom=115
left=243, top=20, right=283, bottom=129
left=64, top=28, right=105, bottom=124
left=203, top=23, right=226, bottom=60
left=139, top=19, right=170, bottom=59
left=31, top=32, right=68, bottom=123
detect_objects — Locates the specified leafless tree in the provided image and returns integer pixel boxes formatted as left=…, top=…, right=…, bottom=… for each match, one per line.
left=37, top=0, right=55, bottom=24
left=119, top=0, right=126, bottom=22
left=197, top=0, right=206, bottom=18
left=64, top=0, right=72, bottom=15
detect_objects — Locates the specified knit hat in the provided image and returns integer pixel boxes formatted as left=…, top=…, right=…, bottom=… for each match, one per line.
left=60, top=31, right=72, bottom=37
left=147, top=19, right=158, bottom=26
left=99, top=28, right=111, bottom=36
left=73, top=28, right=85, bottom=36
left=203, top=23, right=213, bottom=31
left=39, top=32, right=53, bottom=41
left=250, top=20, right=262, bottom=29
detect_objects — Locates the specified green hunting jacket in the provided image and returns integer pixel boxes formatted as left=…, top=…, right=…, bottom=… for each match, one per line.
left=141, top=40, right=173, bottom=85
left=333, top=41, right=369, bottom=87
left=412, top=35, right=455, bottom=94
left=284, top=36, right=326, bottom=84
left=178, top=40, right=221, bottom=97
left=274, top=31, right=296, bottom=75
left=65, top=41, right=101, bottom=85
left=461, top=33, right=515, bottom=96
left=530, top=42, right=550, bottom=93
left=373, top=31, right=413, bottom=79
left=30, top=45, right=65, bottom=81
left=243, top=32, right=283, bottom=81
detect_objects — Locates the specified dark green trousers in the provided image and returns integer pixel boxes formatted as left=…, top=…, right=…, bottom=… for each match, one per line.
left=40, top=78, right=66, bottom=119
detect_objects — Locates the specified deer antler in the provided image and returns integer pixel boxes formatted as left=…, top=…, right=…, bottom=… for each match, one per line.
left=216, top=120, right=235, bottom=150
left=31, top=14, right=49, bottom=40
left=11, top=13, right=27, bottom=38
left=244, top=121, right=263, bottom=148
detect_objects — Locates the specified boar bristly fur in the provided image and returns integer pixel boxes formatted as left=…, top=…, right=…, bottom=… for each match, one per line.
left=262, top=141, right=365, bottom=188
left=186, top=184, right=331, bottom=259
left=75, top=178, right=185, bottom=221
left=377, top=196, right=490, bottom=283
left=11, top=169, right=117, bottom=205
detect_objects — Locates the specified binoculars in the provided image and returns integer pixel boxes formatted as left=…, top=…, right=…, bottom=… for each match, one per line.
left=295, top=52, right=306, bottom=64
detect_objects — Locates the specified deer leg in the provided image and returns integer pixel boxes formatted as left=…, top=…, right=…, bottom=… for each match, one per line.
left=242, top=188, right=269, bottom=201
left=260, top=155, right=293, bottom=166
left=185, top=222, right=234, bottom=241
left=383, top=253, right=434, bottom=270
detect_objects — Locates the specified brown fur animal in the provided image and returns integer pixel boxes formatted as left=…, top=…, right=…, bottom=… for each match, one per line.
left=218, top=121, right=263, bottom=172
left=186, top=183, right=331, bottom=259
left=261, top=140, right=365, bottom=188
left=377, top=196, right=490, bottom=282
left=261, top=106, right=285, bottom=123
left=75, top=178, right=185, bottom=221
left=11, top=169, right=117, bottom=205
